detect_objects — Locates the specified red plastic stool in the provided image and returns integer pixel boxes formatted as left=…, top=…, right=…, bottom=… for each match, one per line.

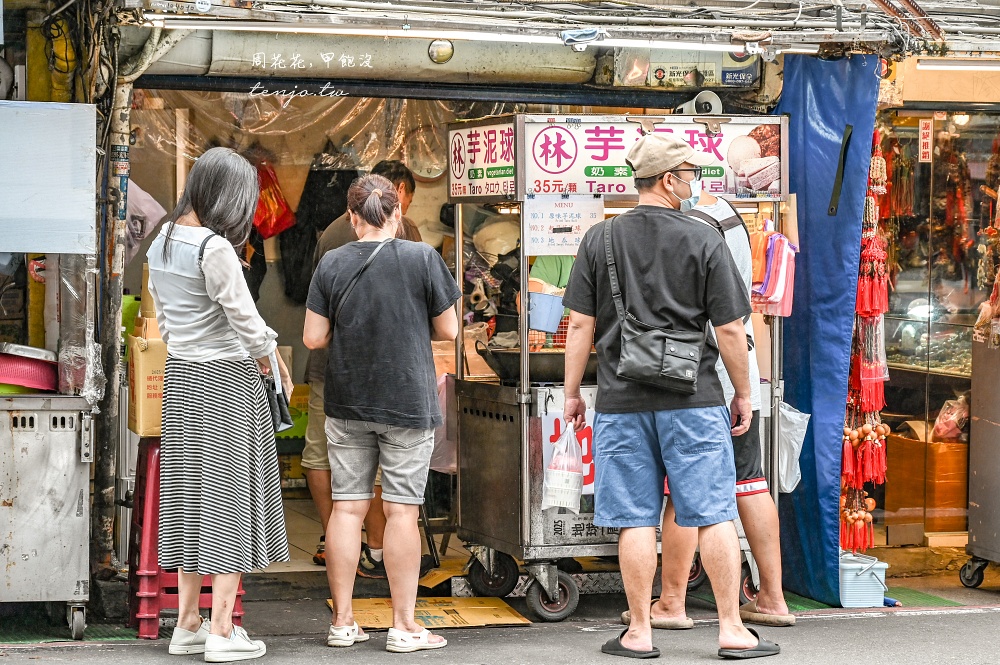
left=128, top=438, right=245, bottom=639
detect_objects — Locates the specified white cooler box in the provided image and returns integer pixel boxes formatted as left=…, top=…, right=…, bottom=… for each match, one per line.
left=839, top=551, right=889, bottom=607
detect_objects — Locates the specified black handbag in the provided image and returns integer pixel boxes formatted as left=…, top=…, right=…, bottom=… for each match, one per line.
left=604, top=217, right=706, bottom=395
left=262, top=350, right=294, bottom=433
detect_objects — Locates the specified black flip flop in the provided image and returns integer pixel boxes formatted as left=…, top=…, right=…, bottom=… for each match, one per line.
left=718, top=627, right=781, bottom=660
left=601, top=629, right=661, bottom=659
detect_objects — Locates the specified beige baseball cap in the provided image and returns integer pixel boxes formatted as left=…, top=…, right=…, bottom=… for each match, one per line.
left=626, top=133, right=715, bottom=179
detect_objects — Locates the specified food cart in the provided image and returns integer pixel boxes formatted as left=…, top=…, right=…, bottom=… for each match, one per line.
left=0, top=101, right=101, bottom=639
left=448, top=113, right=791, bottom=620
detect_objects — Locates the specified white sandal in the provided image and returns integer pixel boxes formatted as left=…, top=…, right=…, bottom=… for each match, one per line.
left=327, top=622, right=370, bottom=647
left=385, top=627, right=447, bottom=653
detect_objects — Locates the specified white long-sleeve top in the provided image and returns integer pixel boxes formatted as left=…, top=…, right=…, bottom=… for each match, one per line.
left=146, top=224, right=277, bottom=361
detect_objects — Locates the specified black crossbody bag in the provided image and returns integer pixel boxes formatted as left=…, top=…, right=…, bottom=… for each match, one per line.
left=604, top=218, right=707, bottom=395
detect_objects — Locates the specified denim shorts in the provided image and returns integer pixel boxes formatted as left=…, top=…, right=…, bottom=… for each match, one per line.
left=325, top=418, right=433, bottom=505
left=593, top=406, right=738, bottom=528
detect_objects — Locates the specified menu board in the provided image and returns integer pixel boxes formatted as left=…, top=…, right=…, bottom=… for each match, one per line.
left=521, top=115, right=786, bottom=201
left=523, top=195, right=604, bottom=257
left=448, top=120, right=517, bottom=199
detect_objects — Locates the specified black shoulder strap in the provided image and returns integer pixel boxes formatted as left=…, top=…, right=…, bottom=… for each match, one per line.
left=685, top=209, right=725, bottom=235
left=603, top=218, right=627, bottom=327
left=687, top=204, right=752, bottom=247
left=197, top=232, right=215, bottom=273
left=333, top=238, right=392, bottom=326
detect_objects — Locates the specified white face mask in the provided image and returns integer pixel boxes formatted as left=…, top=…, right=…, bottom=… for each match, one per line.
left=679, top=176, right=703, bottom=212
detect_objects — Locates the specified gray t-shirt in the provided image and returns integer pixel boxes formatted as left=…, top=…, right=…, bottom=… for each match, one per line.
left=562, top=205, right=751, bottom=413
left=305, top=239, right=461, bottom=429
left=696, top=199, right=762, bottom=411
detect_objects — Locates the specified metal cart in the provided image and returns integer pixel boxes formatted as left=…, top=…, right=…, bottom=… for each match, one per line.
left=0, top=395, right=94, bottom=638
left=960, top=339, right=998, bottom=588
left=448, top=113, right=788, bottom=621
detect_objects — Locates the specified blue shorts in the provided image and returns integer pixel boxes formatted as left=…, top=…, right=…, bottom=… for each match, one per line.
left=593, top=406, right=738, bottom=529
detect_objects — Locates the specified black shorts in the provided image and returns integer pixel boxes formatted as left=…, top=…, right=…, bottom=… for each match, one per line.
left=734, top=410, right=768, bottom=497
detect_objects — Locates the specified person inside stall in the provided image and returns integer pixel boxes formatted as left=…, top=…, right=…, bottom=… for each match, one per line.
left=304, top=160, right=421, bottom=576
left=527, top=255, right=575, bottom=350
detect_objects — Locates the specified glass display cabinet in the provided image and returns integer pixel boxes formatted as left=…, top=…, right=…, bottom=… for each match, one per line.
left=880, top=110, right=1000, bottom=543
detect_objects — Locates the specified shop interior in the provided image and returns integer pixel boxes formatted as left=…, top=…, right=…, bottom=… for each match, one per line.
left=120, top=90, right=782, bottom=576
left=877, top=109, right=1000, bottom=547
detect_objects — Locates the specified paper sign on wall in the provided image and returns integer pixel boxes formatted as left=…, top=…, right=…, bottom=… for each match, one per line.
left=919, top=119, right=933, bottom=163
left=523, top=195, right=604, bottom=257
left=542, top=412, right=596, bottom=495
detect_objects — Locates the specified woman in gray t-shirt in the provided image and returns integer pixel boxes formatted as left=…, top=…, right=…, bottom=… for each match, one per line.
left=303, top=174, right=460, bottom=653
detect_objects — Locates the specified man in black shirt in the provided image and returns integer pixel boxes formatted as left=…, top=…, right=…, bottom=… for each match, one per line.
left=563, top=133, right=779, bottom=660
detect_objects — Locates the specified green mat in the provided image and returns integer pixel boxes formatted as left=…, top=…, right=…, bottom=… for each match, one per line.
left=0, top=621, right=139, bottom=644
left=885, top=587, right=963, bottom=608
left=688, top=586, right=960, bottom=611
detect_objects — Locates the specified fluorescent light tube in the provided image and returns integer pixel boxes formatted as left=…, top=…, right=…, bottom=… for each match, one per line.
left=916, top=59, right=1000, bottom=72
left=146, top=17, right=821, bottom=55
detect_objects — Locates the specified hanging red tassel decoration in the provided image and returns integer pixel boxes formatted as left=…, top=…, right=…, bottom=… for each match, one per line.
left=869, top=128, right=888, bottom=196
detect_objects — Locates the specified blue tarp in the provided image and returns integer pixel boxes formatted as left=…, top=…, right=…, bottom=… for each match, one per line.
left=774, top=54, right=881, bottom=605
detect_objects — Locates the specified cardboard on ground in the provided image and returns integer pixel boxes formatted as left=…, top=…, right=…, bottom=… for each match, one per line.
left=327, top=597, right=529, bottom=629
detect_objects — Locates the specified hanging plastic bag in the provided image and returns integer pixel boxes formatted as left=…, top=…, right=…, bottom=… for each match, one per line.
left=778, top=401, right=811, bottom=493
left=253, top=160, right=296, bottom=239
left=541, top=424, right=584, bottom=513
left=932, top=395, right=969, bottom=442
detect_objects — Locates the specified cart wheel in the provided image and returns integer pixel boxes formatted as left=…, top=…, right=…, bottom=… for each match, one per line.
left=69, top=607, right=86, bottom=640
left=467, top=552, right=520, bottom=598
left=960, top=560, right=986, bottom=589
left=739, top=563, right=759, bottom=605
left=688, top=554, right=708, bottom=591
left=526, top=571, right=580, bottom=622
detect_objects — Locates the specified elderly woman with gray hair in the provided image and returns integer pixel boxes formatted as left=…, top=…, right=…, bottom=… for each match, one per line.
left=146, top=146, right=291, bottom=663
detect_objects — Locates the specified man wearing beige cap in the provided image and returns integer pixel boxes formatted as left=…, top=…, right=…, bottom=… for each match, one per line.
left=562, top=133, right=779, bottom=659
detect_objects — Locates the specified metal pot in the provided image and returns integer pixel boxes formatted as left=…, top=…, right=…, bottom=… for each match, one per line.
left=476, top=341, right=598, bottom=384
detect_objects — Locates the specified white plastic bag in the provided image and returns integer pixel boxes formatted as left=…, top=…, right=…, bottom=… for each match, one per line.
left=778, top=401, right=810, bottom=493
left=541, top=424, right=584, bottom=513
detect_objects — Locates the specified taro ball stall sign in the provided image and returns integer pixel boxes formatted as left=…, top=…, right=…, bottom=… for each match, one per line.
left=449, top=120, right=517, bottom=199
left=521, top=115, right=785, bottom=200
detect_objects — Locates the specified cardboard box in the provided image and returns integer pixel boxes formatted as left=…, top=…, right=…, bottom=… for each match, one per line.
left=925, top=441, right=969, bottom=533
left=336, top=597, right=529, bottom=630
left=140, top=264, right=156, bottom=317
left=277, top=345, right=292, bottom=372
left=132, top=314, right=161, bottom=340
left=127, top=333, right=167, bottom=436
left=432, top=338, right=496, bottom=378
left=277, top=453, right=305, bottom=489
left=883, top=431, right=969, bottom=535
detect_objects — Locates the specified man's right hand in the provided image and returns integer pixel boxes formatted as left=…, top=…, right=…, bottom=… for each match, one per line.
left=565, top=394, right=588, bottom=431
left=729, top=395, right=752, bottom=437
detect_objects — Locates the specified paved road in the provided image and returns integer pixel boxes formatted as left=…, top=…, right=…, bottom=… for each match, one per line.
left=3, top=604, right=998, bottom=665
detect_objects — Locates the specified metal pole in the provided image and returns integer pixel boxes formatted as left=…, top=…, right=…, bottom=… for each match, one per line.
left=92, top=79, right=132, bottom=570
left=455, top=205, right=465, bottom=381
left=769, top=317, right=782, bottom=508
left=519, top=206, right=531, bottom=547
left=769, top=202, right=783, bottom=508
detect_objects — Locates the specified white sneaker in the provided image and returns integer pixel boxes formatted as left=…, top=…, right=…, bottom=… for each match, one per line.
left=169, top=618, right=211, bottom=655
left=204, top=626, right=266, bottom=663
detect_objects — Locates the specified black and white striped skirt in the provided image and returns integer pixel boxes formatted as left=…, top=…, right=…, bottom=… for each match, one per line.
left=158, top=355, right=289, bottom=575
